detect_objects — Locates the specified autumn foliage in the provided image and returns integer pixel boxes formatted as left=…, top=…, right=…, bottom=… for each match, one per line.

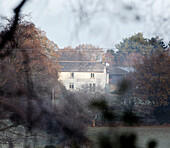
left=106, top=33, right=167, bottom=67
left=57, top=44, right=104, bottom=61
left=0, top=15, right=58, bottom=50
left=0, top=50, right=59, bottom=98
left=132, top=49, right=170, bottom=124
left=0, top=15, right=61, bottom=123
left=0, top=13, right=90, bottom=147
left=134, top=49, right=170, bottom=107
left=0, top=14, right=60, bottom=98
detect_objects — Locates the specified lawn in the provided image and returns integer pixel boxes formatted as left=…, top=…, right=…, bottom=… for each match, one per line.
left=1, top=126, right=170, bottom=148
left=88, top=126, right=170, bottom=148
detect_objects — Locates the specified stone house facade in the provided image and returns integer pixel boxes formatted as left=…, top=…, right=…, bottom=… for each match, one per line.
left=58, top=61, right=109, bottom=92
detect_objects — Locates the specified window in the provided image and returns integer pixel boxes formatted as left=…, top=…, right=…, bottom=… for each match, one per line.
left=91, top=73, right=94, bottom=78
left=70, top=72, right=74, bottom=78
left=69, top=83, right=74, bottom=90
left=90, top=83, right=95, bottom=92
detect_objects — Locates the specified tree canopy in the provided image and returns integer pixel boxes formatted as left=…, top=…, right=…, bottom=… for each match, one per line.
left=0, top=14, right=58, bottom=50
left=133, top=49, right=170, bottom=124
left=57, top=44, right=104, bottom=61
left=106, top=33, right=167, bottom=67
left=0, top=14, right=60, bottom=98
left=115, top=33, right=166, bottom=55
left=134, top=49, right=170, bottom=107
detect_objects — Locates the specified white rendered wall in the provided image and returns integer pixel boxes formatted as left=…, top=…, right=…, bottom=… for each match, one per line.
left=59, top=70, right=109, bottom=91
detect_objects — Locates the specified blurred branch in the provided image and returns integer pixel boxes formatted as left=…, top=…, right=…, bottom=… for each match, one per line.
left=0, top=0, right=28, bottom=57
left=0, top=122, right=25, bottom=132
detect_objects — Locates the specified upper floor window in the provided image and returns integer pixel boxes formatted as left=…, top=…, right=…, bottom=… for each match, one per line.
left=91, top=73, right=94, bottom=78
left=70, top=72, right=74, bottom=78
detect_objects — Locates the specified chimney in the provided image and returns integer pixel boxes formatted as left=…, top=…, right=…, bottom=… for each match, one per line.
left=102, top=54, right=105, bottom=64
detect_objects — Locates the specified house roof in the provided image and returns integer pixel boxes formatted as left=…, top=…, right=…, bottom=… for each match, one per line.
left=58, top=61, right=105, bottom=72
left=117, top=67, right=134, bottom=72
left=108, top=67, right=129, bottom=75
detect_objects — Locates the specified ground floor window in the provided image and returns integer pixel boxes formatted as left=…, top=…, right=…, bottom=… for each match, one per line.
left=69, top=83, right=74, bottom=90
left=90, top=83, right=95, bottom=92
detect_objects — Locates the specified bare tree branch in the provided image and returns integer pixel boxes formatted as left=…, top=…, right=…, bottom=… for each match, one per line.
left=0, top=0, right=28, bottom=53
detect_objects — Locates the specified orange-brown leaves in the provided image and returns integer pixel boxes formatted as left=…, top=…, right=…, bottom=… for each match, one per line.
left=0, top=15, right=58, bottom=50
left=134, top=49, right=170, bottom=107
left=57, top=44, right=104, bottom=61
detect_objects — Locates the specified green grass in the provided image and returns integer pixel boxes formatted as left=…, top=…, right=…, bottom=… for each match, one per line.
left=1, top=126, right=170, bottom=148
left=87, top=126, right=170, bottom=148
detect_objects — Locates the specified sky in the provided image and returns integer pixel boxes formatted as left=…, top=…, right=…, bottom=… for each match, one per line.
left=0, top=0, right=170, bottom=49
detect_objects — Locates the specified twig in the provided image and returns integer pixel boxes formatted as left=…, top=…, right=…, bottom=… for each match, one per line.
left=0, top=0, right=28, bottom=56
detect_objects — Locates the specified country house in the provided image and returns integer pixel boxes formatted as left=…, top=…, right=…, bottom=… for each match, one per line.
left=58, top=61, right=109, bottom=92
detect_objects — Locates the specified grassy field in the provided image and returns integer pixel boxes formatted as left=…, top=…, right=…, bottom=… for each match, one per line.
left=1, top=126, right=170, bottom=148
left=88, top=126, right=170, bottom=148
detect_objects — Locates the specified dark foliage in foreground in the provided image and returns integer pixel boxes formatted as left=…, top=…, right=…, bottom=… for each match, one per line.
left=89, top=80, right=158, bottom=148
left=0, top=1, right=167, bottom=148
left=0, top=1, right=89, bottom=147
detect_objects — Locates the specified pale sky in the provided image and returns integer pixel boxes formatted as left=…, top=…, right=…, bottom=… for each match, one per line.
left=0, top=0, right=170, bottom=48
